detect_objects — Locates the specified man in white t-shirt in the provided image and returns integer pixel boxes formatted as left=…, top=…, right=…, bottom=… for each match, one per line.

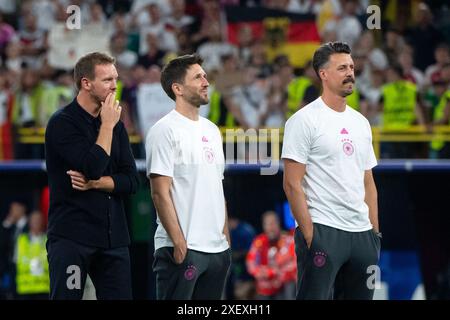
left=282, top=42, right=381, bottom=300
left=145, top=54, right=231, bottom=300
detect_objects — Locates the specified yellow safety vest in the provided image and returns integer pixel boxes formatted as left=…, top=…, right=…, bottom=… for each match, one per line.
left=16, top=234, right=50, bottom=295
left=208, top=90, right=235, bottom=128
left=431, top=90, right=450, bottom=151
left=287, top=77, right=312, bottom=119
left=115, top=80, right=124, bottom=101
left=347, top=88, right=360, bottom=112
left=40, top=85, right=74, bottom=126
left=12, top=85, right=45, bottom=126
left=381, top=81, right=417, bottom=129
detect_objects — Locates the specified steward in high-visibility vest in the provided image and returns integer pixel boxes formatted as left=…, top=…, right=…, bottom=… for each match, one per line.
left=208, top=90, right=236, bottom=127
left=287, top=76, right=311, bottom=119
left=347, top=88, right=361, bottom=111
left=431, top=89, right=450, bottom=152
left=15, top=233, right=49, bottom=295
left=381, top=80, right=418, bottom=129
left=11, top=84, right=45, bottom=127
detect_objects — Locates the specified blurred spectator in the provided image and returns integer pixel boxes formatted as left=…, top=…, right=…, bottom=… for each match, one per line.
left=15, top=210, right=49, bottom=300
left=225, top=215, right=256, bottom=300
left=4, top=41, right=24, bottom=73
left=287, top=60, right=319, bottom=118
left=246, top=211, right=296, bottom=300
left=262, top=72, right=287, bottom=128
left=350, top=51, right=372, bottom=120
left=88, top=2, right=108, bottom=26
left=352, top=49, right=383, bottom=122
left=248, top=40, right=272, bottom=78
left=97, top=0, right=132, bottom=18
left=424, top=43, right=450, bottom=88
left=138, top=3, right=178, bottom=55
left=316, top=0, right=342, bottom=37
left=136, top=65, right=173, bottom=138
left=0, top=201, right=29, bottom=299
left=17, top=13, right=47, bottom=70
left=133, top=0, right=172, bottom=27
left=165, top=0, right=194, bottom=32
left=197, top=21, right=238, bottom=73
left=175, top=29, right=195, bottom=56
left=39, top=69, right=74, bottom=126
left=405, top=2, right=444, bottom=71
left=323, top=0, right=362, bottom=49
left=119, top=64, right=147, bottom=136
left=208, top=54, right=239, bottom=127
left=228, top=65, right=268, bottom=129
left=137, top=31, right=167, bottom=68
left=236, top=24, right=254, bottom=65
left=11, top=67, right=46, bottom=159
left=379, top=64, right=427, bottom=158
left=382, top=27, right=406, bottom=67
left=430, top=64, right=450, bottom=158
left=31, top=0, right=58, bottom=32
left=110, top=31, right=138, bottom=69
left=0, top=12, right=16, bottom=57
left=354, top=30, right=388, bottom=72
left=0, top=67, right=13, bottom=160
left=11, top=67, right=43, bottom=128
left=398, top=47, right=425, bottom=92
left=190, top=0, right=224, bottom=48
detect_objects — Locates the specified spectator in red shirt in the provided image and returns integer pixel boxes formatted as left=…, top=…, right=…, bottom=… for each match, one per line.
left=246, top=210, right=296, bottom=300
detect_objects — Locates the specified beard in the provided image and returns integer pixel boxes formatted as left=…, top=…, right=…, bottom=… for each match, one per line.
left=89, top=86, right=107, bottom=106
left=186, top=92, right=209, bottom=107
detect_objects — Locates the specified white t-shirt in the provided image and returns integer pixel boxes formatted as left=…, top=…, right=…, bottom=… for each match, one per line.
left=281, top=97, right=377, bottom=232
left=146, top=110, right=229, bottom=253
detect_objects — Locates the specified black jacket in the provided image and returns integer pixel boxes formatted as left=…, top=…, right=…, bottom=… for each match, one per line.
left=45, top=99, right=139, bottom=248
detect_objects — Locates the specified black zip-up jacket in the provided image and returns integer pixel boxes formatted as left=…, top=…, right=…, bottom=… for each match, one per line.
left=45, top=98, right=139, bottom=248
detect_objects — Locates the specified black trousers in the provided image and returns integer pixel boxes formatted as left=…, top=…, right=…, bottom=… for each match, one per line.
left=46, top=236, right=132, bottom=300
left=295, top=223, right=381, bottom=300
left=153, top=247, right=231, bottom=300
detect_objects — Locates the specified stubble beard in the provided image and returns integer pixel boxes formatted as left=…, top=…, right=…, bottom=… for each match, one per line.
left=187, top=93, right=209, bottom=108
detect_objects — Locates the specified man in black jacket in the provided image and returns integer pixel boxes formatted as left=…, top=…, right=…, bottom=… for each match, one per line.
left=45, top=52, right=139, bottom=300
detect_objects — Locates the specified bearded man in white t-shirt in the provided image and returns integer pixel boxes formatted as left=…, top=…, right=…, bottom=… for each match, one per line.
left=282, top=42, right=381, bottom=300
left=145, top=54, right=231, bottom=300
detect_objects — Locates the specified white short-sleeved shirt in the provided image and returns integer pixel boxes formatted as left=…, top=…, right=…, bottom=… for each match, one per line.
left=146, top=110, right=229, bottom=253
left=281, top=97, right=377, bottom=232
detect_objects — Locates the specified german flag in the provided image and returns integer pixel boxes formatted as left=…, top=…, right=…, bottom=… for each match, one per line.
left=225, top=6, right=321, bottom=68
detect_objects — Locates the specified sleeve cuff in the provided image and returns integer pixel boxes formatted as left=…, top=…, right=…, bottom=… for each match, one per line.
left=281, top=154, right=307, bottom=164
left=147, top=168, right=174, bottom=179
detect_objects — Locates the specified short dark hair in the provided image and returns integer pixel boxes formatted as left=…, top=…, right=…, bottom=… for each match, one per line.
left=160, top=54, right=203, bottom=101
left=312, top=42, right=351, bottom=78
left=73, top=52, right=115, bottom=90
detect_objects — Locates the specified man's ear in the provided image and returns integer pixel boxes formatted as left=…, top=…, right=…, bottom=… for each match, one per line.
left=172, top=83, right=182, bottom=97
left=319, top=69, right=327, bottom=81
left=81, top=77, right=91, bottom=90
